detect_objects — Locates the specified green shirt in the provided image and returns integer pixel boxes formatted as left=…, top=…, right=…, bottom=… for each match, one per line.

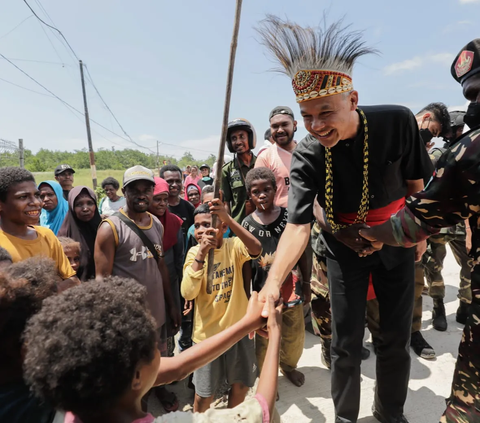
left=222, top=153, right=256, bottom=223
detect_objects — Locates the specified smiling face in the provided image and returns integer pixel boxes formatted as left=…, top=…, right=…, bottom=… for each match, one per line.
left=200, top=167, right=210, bottom=177
left=162, top=170, right=183, bottom=199
left=230, top=129, right=250, bottom=154
left=73, top=193, right=96, bottom=222
left=270, top=114, right=296, bottom=147
left=0, top=181, right=42, bottom=225
left=55, top=170, right=74, bottom=191
left=39, top=184, right=58, bottom=212
left=103, top=184, right=118, bottom=201
left=300, top=91, right=359, bottom=148
left=149, top=192, right=168, bottom=216
left=123, top=180, right=154, bottom=213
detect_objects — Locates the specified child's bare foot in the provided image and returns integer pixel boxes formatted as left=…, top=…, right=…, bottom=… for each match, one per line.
left=281, top=369, right=305, bottom=387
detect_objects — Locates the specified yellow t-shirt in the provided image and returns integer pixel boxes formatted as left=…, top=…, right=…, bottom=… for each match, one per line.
left=0, top=226, right=76, bottom=279
left=181, top=237, right=255, bottom=343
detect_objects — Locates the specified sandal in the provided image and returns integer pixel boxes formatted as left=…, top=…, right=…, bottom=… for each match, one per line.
left=154, top=386, right=179, bottom=413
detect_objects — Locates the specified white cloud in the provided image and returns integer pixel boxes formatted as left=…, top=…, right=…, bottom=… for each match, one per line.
left=459, top=0, right=480, bottom=4
left=384, top=57, right=423, bottom=75
left=443, top=20, right=472, bottom=33
left=383, top=52, right=454, bottom=75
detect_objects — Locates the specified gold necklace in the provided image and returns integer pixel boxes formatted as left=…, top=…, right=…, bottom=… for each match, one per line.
left=324, top=108, right=369, bottom=234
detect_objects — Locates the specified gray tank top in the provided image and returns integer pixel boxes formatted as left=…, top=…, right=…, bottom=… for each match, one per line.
left=106, top=212, right=166, bottom=328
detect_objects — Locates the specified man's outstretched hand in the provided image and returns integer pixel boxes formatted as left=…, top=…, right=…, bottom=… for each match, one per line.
left=248, top=283, right=282, bottom=339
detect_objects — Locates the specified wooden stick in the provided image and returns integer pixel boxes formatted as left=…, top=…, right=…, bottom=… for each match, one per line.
left=207, top=0, right=243, bottom=294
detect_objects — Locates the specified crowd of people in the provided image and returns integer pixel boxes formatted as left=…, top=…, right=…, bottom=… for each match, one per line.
left=1, top=15, right=480, bottom=423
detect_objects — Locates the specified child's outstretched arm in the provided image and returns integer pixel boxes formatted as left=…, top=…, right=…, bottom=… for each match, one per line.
left=209, top=198, right=262, bottom=256
left=256, top=295, right=283, bottom=418
left=155, top=292, right=266, bottom=385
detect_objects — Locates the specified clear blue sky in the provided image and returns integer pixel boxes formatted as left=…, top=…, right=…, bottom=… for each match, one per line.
left=1, top=0, right=479, bottom=160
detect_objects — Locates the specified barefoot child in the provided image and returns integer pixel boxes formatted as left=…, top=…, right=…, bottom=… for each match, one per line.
left=23, top=278, right=281, bottom=423
left=181, top=200, right=262, bottom=412
left=242, top=167, right=311, bottom=387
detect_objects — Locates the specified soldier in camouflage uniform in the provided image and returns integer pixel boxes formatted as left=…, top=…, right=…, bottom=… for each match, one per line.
left=310, top=221, right=371, bottom=369
left=425, top=111, right=472, bottom=331
left=360, top=38, right=480, bottom=423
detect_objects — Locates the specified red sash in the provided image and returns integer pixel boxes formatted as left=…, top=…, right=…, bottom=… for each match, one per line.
left=335, top=198, right=406, bottom=300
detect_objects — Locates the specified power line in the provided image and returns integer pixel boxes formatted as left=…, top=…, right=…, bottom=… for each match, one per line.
left=0, top=15, right=33, bottom=40
left=83, top=64, right=153, bottom=153
left=23, top=0, right=79, bottom=61
left=0, top=57, right=73, bottom=66
left=0, top=53, right=155, bottom=153
left=0, top=76, right=55, bottom=97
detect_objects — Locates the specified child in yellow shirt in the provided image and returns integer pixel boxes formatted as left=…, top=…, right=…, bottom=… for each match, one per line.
left=181, top=199, right=262, bottom=412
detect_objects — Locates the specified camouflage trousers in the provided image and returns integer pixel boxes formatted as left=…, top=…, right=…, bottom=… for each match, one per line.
left=310, top=253, right=332, bottom=342
left=424, top=233, right=472, bottom=303
left=441, top=266, right=480, bottom=422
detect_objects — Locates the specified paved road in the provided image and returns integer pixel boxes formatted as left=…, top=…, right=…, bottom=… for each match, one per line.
left=151, top=248, right=463, bottom=422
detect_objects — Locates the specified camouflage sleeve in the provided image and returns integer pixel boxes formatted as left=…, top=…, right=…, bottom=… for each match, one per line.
left=390, top=130, right=480, bottom=247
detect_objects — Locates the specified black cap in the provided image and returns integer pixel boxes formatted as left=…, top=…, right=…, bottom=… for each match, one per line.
left=264, top=128, right=272, bottom=140
left=451, top=39, right=480, bottom=85
left=449, top=111, right=465, bottom=127
left=269, top=106, right=294, bottom=120
left=199, top=163, right=210, bottom=170
left=54, top=164, right=75, bottom=176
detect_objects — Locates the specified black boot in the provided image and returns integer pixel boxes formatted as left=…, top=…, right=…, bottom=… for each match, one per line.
left=456, top=301, right=470, bottom=324
left=432, top=299, right=447, bottom=331
left=321, top=339, right=331, bottom=370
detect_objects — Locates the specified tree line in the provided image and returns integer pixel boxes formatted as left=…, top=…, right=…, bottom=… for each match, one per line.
left=0, top=148, right=216, bottom=172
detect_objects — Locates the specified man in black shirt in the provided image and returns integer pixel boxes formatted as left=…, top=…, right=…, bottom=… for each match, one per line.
left=160, top=164, right=195, bottom=352
left=256, top=16, right=433, bottom=423
left=160, top=165, right=195, bottom=243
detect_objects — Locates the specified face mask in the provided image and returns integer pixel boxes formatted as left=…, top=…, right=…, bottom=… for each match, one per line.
left=419, top=128, right=434, bottom=145
left=464, top=102, right=480, bottom=129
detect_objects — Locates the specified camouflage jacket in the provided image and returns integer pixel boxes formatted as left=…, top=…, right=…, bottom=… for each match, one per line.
left=391, top=127, right=480, bottom=264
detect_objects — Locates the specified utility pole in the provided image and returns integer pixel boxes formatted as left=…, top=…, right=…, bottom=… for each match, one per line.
left=156, top=140, right=160, bottom=173
left=18, top=138, right=24, bottom=168
left=79, top=60, right=97, bottom=189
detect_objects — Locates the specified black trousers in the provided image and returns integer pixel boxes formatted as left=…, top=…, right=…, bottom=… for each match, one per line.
left=328, top=251, right=415, bottom=423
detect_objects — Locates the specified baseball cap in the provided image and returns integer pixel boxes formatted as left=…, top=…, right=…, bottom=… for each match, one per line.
left=199, top=163, right=210, bottom=170
left=54, top=164, right=75, bottom=176
left=123, top=165, right=155, bottom=188
left=269, top=106, right=295, bottom=121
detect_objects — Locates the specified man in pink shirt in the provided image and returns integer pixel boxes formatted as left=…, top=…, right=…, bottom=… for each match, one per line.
left=255, top=106, right=297, bottom=207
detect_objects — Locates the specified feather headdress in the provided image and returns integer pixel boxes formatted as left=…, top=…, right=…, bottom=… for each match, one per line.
left=256, top=15, right=378, bottom=103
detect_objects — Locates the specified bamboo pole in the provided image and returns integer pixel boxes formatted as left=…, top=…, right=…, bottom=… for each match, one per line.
left=206, top=0, right=243, bottom=294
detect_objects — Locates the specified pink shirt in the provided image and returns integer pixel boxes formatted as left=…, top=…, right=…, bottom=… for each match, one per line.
left=255, top=143, right=295, bottom=208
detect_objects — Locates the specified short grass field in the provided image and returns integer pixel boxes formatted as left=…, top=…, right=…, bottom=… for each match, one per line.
left=33, top=169, right=128, bottom=190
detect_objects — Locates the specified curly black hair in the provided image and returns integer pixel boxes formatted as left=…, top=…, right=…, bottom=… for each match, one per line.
left=0, top=167, right=35, bottom=202
left=23, top=277, right=157, bottom=416
left=0, top=258, right=58, bottom=378
left=101, top=177, right=120, bottom=190
left=245, top=167, right=277, bottom=192
left=417, top=102, right=451, bottom=138
left=0, top=247, right=12, bottom=264
left=159, top=164, right=182, bottom=178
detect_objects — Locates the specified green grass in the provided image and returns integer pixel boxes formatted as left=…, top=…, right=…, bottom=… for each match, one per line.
left=33, top=169, right=126, bottom=190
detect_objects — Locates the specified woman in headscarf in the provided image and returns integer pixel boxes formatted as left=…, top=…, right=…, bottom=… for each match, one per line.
left=38, top=180, right=69, bottom=235
left=185, top=182, right=201, bottom=208
left=58, top=186, right=101, bottom=281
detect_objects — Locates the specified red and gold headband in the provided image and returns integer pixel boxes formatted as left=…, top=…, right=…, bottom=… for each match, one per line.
left=292, top=70, right=353, bottom=103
